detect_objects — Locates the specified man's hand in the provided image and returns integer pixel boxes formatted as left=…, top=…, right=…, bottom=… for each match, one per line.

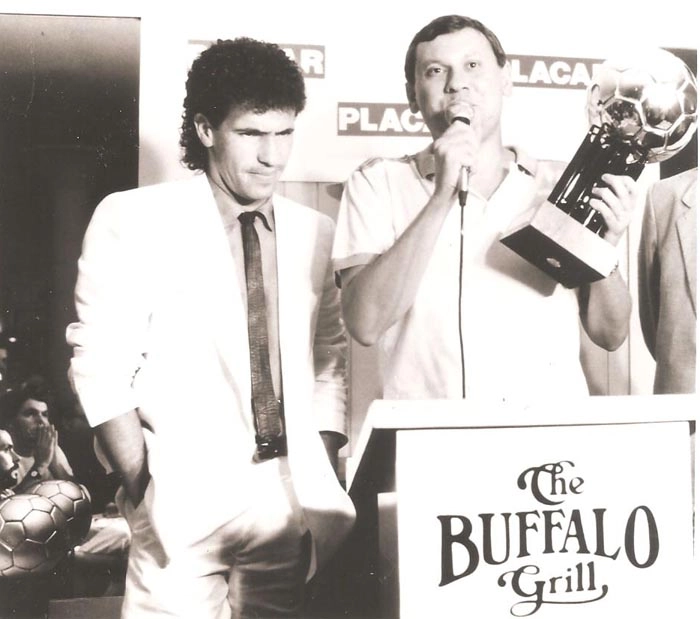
left=590, top=173, right=639, bottom=246
left=320, top=431, right=344, bottom=478
left=432, top=115, right=480, bottom=199
left=33, top=424, right=57, bottom=472
left=95, top=411, right=149, bottom=507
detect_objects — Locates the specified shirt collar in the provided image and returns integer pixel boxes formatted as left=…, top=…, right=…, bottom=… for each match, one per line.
left=216, top=195, right=276, bottom=232
left=414, top=145, right=538, bottom=180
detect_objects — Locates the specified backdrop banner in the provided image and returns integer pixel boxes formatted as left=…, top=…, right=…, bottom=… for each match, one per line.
left=183, top=40, right=606, bottom=183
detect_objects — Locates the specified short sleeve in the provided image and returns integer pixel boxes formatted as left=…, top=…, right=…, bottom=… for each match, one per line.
left=332, top=158, right=397, bottom=274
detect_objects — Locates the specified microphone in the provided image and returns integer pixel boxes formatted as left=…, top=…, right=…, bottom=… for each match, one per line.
left=446, top=108, right=472, bottom=207
left=452, top=115, right=471, bottom=207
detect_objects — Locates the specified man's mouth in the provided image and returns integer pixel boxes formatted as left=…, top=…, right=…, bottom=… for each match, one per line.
left=250, top=173, right=277, bottom=181
left=445, top=101, right=475, bottom=119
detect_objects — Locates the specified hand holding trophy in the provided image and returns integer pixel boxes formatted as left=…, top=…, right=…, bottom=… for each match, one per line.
left=501, top=48, right=697, bottom=288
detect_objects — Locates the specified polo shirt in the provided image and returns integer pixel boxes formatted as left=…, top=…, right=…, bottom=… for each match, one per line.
left=332, top=146, right=590, bottom=405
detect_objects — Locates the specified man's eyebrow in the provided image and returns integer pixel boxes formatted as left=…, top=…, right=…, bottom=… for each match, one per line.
left=235, top=127, right=295, bottom=135
left=418, top=58, right=444, bottom=66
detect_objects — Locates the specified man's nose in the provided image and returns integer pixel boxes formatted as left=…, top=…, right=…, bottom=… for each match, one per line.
left=445, top=68, right=471, bottom=93
left=258, top=136, right=284, bottom=167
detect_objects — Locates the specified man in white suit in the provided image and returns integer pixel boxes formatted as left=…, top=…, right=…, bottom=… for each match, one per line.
left=66, top=38, right=355, bottom=619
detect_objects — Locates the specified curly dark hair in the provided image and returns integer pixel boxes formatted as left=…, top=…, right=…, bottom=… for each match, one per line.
left=180, top=37, right=306, bottom=172
left=0, top=375, right=53, bottom=428
left=404, top=15, right=507, bottom=89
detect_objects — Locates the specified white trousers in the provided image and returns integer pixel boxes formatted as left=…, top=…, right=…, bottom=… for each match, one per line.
left=117, top=458, right=310, bottom=619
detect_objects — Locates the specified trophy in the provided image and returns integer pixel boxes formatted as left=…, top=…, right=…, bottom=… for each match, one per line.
left=500, top=48, right=698, bottom=289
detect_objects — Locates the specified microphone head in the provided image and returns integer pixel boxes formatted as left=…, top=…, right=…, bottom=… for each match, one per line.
left=445, top=102, right=473, bottom=126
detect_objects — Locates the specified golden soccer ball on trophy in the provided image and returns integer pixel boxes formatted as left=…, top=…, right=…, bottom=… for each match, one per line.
left=587, top=47, right=697, bottom=163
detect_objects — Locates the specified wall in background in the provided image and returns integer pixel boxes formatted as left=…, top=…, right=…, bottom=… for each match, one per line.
left=2, top=1, right=697, bottom=460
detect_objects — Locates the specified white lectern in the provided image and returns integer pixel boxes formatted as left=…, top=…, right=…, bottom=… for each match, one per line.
left=346, top=396, right=696, bottom=619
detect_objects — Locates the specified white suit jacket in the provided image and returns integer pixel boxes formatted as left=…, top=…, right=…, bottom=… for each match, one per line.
left=638, top=167, right=697, bottom=394
left=66, top=174, right=355, bottom=571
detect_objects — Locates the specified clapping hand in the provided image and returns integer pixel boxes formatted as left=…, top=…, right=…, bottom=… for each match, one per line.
left=33, top=424, right=57, bottom=470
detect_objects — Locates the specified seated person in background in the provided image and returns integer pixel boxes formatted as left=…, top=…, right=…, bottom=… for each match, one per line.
left=0, top=376, right=74, bottom=492
left=0, top=428, right=21, bottom=499
left=638, top=166, right=697, bottom=394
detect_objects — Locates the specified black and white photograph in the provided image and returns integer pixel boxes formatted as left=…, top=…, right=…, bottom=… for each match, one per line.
left=0, top=2, right=696, bottom=617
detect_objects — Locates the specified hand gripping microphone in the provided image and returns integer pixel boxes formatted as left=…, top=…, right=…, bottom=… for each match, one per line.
left=446, top=106, right=472, bottom=207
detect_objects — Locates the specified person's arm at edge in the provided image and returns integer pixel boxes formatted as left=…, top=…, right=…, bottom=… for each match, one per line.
left=578, top=269, right=632, bottom=350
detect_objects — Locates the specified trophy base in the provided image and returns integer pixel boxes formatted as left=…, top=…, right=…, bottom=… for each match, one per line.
left=500, top=201, right=619, bottom=289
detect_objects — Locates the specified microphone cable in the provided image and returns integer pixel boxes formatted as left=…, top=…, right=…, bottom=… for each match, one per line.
left=457, top=180, right=468, bottom=399
left=446, top=108, right=471, bottom=398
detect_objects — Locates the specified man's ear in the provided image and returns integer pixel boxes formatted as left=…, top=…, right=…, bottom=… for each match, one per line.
left=193, top=113, right=214, bottom=148
left=405, top=82, right=419, bottom=114
left=501, top=60, right=513, bottom=97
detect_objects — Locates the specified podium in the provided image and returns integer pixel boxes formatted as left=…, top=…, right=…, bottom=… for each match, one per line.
left=346, top=397, right=697, bottom=619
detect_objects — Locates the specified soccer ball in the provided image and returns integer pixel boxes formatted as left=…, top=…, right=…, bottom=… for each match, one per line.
left=26, top=480, right=92, bottom=546
left=587, top=48, right=697, bottom=162
left=0, top=494, right=70, bottom=577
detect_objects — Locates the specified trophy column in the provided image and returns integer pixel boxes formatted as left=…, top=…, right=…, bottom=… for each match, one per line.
left=501, top=124, right=645, bottom=289
left=501, top=48, right=697, bottom=289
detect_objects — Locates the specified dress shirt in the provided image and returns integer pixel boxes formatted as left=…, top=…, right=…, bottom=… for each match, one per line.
left=216, top=199, right=282, bottom=400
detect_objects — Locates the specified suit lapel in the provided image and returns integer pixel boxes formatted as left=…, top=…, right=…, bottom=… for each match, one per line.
left=274, top=197, right=312, bottom=404
left=188, top=176, right=252, bottom=412
left=676, top=177, right=697, bottom=316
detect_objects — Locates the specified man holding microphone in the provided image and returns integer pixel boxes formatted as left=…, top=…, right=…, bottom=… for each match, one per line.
left=332, top=14, right=638, bottom=404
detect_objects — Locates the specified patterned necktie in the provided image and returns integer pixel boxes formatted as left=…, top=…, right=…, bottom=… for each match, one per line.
left=238, top=210, right=286, bottom=461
